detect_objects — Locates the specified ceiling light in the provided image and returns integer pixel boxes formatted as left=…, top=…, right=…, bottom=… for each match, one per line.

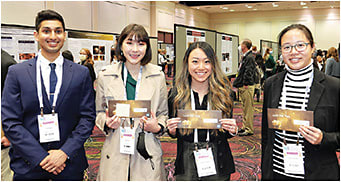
left=303, top=6, right=308, bottom=9
left=196, top=7, right=200, bottom=9
left=272, top=3, right=279, bottom=7
left=222, top=7, right=228, bottom=10
left=300, top=2, right=306, bottom=6
left=230, top=9, right=235, bottom=12
left=253, top=8, right=257, bottom=11
left=331, top=6, right=334, bottom=8
left=248, top=6, right=253, bottom=9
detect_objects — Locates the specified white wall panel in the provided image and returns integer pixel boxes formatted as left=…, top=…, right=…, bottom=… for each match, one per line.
left=54, top=1, right=92, bottom=30
left=315, top=19, right=340, bottom=49
left=1, top=1, right=45, bottom=26
left=97, top=1, right=126, bottom=33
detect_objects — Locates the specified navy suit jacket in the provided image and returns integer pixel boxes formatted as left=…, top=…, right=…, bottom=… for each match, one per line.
left=1, top=57, right=96, bottom=175
left=261, top=68, right=340, bottom=180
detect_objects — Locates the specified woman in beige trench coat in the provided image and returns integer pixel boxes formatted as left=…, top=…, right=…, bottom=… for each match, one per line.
left=95, top=24, right=168, bottom=181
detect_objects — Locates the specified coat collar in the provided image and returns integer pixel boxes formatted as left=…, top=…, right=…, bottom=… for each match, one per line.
left=307, top=68, right=325, bottom=111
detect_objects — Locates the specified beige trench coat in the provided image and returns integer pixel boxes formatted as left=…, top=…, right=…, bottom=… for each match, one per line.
left=95, top=62, right=168, bottom=181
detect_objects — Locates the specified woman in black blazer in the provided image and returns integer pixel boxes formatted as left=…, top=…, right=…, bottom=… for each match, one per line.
left=166, top=42, right=237, bottom=180
left=261, top=24, right=340, bottom=180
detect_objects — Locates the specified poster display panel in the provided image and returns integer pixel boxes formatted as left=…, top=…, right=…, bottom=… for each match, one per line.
left=186, top=29, right=206, bottom=49
left=1, top=26, right=38, bottom=63
left=221, top=35, right=233, bottom=75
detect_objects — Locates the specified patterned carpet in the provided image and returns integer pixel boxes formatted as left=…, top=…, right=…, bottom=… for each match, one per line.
left=83, top=99, right=263, bottom=181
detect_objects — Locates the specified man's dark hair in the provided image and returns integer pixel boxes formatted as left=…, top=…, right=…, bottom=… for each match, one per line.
left=35, top=9, right=65, bottom=32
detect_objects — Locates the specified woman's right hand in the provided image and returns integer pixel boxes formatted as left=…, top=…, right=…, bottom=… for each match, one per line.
left=166, top=118, right=181, bottom=136
left=105, top=109, right=121, bottom=129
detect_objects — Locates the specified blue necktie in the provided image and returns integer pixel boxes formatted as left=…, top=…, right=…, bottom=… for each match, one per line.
left=49, top=63, right=57, bottom=106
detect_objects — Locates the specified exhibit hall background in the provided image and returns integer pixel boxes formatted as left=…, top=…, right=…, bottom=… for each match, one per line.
left=2, top=1, right=339, bottom=50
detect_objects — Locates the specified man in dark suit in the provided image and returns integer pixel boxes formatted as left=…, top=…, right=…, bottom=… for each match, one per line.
left=1, top=10, right=95, bottom=180
left=233, top=39, right=257, bottom=136
left=1, top=49, right=17, bottom=181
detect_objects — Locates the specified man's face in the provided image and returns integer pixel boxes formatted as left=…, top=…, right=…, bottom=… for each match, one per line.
left=34, top=20, right=65, bottom=59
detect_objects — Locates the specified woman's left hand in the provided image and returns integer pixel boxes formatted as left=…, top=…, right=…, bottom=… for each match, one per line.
left=139, top=111, right=161, bottom=133
left=220, top=118, right=238, bottom=135
left=299, top=125, right=323, bottom=145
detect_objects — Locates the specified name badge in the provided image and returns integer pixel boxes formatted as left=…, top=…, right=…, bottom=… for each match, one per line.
left=193, top=148, right=217, bottom=177
left=37, top=114, right=60, bottom=143
left=283, top=144, right=305, bottom=175
left=120, top=126, right=135, bottom=155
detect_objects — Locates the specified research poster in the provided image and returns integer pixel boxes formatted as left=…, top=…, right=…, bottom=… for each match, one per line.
left=67, top=31, right=115, bottom=77
left=221, top=35, right=233, bottom=74
left=1, top=27, right=38, bottom=63
left=186, top=29, right=206, bottom=49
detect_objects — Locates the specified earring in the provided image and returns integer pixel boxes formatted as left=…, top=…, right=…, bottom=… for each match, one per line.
left=120, top=51, right=123, bottom=56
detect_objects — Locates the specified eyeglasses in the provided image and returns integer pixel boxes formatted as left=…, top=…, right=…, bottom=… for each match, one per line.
left=281, top=42, right=310, bottom=53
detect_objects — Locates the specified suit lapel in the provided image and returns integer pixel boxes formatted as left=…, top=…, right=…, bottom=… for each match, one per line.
left=27, top=58, right=37, bottom=87
left=55, top=59, right=73, bottom=110
left=307, top=69, right=325, bottom=111
left=270, top=71, right=286, bottom=108
left=27, top=57, right=52, bottom=110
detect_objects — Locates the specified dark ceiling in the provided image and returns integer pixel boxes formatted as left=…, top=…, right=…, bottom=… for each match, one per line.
left=179, top=1, right=278, bottom=7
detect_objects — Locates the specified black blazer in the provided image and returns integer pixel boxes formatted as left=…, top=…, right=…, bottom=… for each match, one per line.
left=168, top=88, right=235, bottom=176
left=261, top=68, right=340, bottom=180
left=233, top=51, right=257, bottom=88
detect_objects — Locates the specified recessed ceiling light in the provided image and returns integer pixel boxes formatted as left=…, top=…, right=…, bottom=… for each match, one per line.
left=300, top=2, right=306, bottom=6
left=223, top=7, right=228, bottom=10
left=230, top=9, right=235, bottom=12
left=253, top=8, right=257, bottom=11
left=196, top=7, right=200, bottom=9
left=303, top=6, right=308, bottom=9
left=248, top=6, right=253, bottom=9
left=331, top=6, right=334, bottom=8
left=272, top=3, right=279, bottom=7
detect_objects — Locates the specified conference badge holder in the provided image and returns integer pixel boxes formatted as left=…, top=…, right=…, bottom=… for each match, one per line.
left=194, top=147, right=217, bottom=177
left=38, top=109, right=60, bottom=143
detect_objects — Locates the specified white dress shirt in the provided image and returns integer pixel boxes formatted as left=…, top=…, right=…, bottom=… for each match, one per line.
left=37, top=51, right=64, bottom=102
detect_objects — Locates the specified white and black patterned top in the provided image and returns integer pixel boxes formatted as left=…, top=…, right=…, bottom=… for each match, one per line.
left=273, top=61, right=314, bottom=179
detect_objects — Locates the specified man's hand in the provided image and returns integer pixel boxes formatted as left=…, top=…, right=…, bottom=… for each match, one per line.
left=40, top=149, right=68, bottom=175
left=1, top=136, right=11, bottom=147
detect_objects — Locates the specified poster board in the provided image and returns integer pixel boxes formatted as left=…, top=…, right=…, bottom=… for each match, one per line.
left=149, top=37, right=158, bottom=66
left=260, top=39, right=279, bottom=62
left=1, top=24, right=38, bottom=63
left=216, top=32, right=239, bottom=76
left=174, top=24, right=216, bottom=80
left=67, top=30, right=115, bottom=77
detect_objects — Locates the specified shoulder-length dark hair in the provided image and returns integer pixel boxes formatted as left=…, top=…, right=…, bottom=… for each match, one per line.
left=115, top=24, right=152, bottom=66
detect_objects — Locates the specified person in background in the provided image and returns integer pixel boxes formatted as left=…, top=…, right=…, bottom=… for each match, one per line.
left=62, top=50, right=74, bottom=62
left=166, top=41, right=237, bottom=180
left=110, top=45, right=119, bottom=64
left=1, top=49, right=16, bottom=181
left=262, top=24, right=340, bottom=180
left=264, top=47, right=276, bottom=79
left=158, top=49, right=167, bottom=72
left=1, top=9, right=95, bottom=180
left=324, top=47, right=340, bottom=78
left=79, top=48, right=96, bottom=85
left=233, top=39, right=257, bottom=136
left=252, top=46, right=264, bottom=102
left=95, top=24, right=167, bottom=181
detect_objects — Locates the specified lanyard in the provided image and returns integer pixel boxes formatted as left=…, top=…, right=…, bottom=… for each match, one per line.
left=36, top=59, right=62, bottom=114
left=123, top=64, right=143, bottom=100
left=191, top=89, right=210, bottom=144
